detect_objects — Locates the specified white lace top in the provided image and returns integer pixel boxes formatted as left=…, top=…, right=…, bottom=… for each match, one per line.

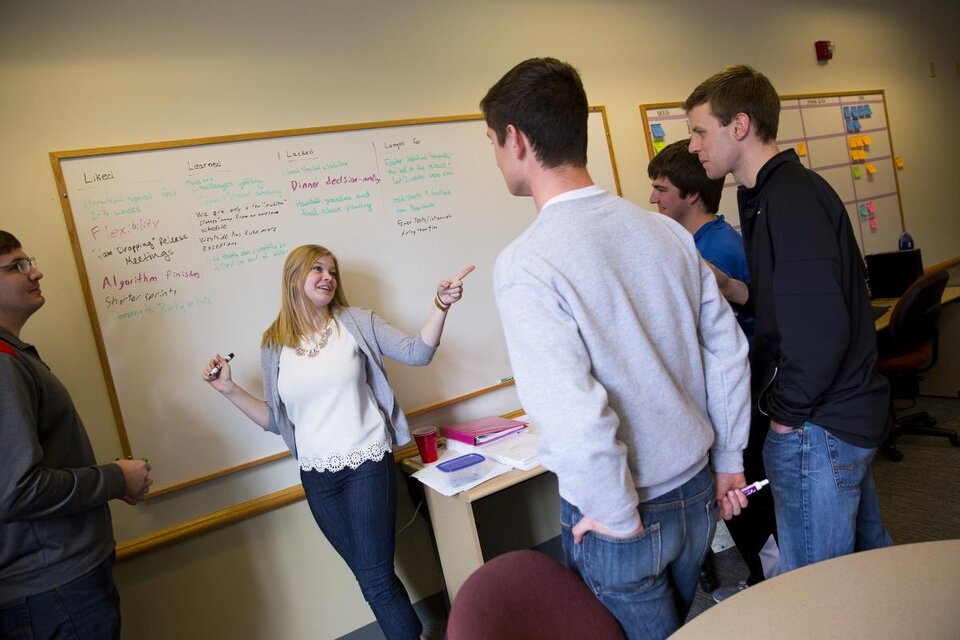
left=278, top=319, right=392, bottom=472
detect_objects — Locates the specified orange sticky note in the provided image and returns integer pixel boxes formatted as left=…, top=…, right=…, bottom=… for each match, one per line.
left=850, top=150, right=859, bottom=162
left=865, top=163, right=877, bottom=175
left=856, top=150, right=867, bottom=161
left=848, top=137, right=858, bottom=149
left=895, top=156, right=905, bottom=169
left=796, top=142, right=807, bottom=157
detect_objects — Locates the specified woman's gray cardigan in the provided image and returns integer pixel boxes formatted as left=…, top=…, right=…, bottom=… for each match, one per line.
left=259, top=306, right=437, bottom=459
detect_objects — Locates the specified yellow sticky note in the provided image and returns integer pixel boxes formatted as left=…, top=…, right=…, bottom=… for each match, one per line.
left=653, top=139, right=666, bottom=154
left=865, top=163, right=877, bottom=175
left=848, top=137, right=859, bottom=149
left=796, top=142, right=807, bottom=157
left=861, top=134, right=873, bottom=146
left=895, top=156, right=905, bottom=169
left=852, top=166, right=862, bottom=179
left=856, top=150, right=867, bottom=161
left=850, top=150, right=859, bottom=162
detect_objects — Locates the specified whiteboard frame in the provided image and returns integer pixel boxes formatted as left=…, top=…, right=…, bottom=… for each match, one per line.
left=49, top=108, right=622, bottom=497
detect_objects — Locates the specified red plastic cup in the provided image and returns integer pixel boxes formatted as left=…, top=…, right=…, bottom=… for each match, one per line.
left=412, top=426, right=439, bottom=463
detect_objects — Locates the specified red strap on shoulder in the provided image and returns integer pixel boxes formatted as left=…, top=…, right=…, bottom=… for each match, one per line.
left=0, top=340, right=17, bottom=357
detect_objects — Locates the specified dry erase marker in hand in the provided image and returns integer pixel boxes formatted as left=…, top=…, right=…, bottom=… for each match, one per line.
left=741, top=479, right=769, bottom=496
left=209, top=353, right=234, bottom=379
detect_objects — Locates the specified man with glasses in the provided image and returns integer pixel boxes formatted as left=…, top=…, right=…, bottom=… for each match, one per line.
left=0, top=230, right=152, bottom=638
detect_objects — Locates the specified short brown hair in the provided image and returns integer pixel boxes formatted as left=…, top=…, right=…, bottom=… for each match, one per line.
left=480, top=57, right=588, bottom=168
left=647, top=140, right=724, bottom=214
left=683, top=65, right=780, bottom=143
left=0, top=231, right=22, bottom=256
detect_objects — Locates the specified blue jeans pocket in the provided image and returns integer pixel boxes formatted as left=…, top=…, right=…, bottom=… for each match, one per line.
left=825, top=432, right=873, bottom=492
left=580, top=523, right=662, bottom=596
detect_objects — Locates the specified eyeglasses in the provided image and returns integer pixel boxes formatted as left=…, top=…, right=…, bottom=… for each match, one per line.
left=0, top=257, right=38, bottom=273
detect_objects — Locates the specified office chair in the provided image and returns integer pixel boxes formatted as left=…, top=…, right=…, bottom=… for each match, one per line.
left=876, top=270, right=960, bottom=461
left=446, top=550, right=626, bottom=640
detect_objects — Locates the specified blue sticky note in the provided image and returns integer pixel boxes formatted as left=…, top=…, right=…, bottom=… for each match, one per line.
left=864, top=104, right=872, bottom=117
left=846, top=120, right=856, bottom=133
left=843, top=106, right=851, bottom=118
left=859, top=105, right=869, bottom=117
left=853, top=119, right=862, bottom=132
left=650, top=123, right=665, bottom=140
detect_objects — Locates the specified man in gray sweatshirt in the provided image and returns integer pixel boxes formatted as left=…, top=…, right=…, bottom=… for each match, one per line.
left=0, top=230, right=152, bottom=638
left=482, top=59, right=752, bottom=640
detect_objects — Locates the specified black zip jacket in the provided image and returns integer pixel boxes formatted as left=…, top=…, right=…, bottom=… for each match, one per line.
left=738, top=150, right=889, bottom=448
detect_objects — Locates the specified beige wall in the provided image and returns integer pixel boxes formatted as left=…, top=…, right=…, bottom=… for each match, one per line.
left=2, top=0, right=958, bottom=638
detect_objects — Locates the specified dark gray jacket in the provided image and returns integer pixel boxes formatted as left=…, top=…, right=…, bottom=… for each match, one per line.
left=259, top=307, right=437, bottom=459
left=0, top=327, right=126, bottom=605
left=738, top=150, right=889, bottom=447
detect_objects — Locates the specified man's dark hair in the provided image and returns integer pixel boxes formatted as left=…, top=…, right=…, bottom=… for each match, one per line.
left=647, top=140, right=724, bottom=214
left=480, top=57, right=588, bottom=168
left=0, top=231, right=21, bottom=256
left=683, top=65, right=780, bottom=143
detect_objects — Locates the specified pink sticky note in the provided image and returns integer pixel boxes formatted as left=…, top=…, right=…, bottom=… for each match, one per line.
left=866, top=201, right=877, bottom=214
left=869, top=217, right=878, bottom=230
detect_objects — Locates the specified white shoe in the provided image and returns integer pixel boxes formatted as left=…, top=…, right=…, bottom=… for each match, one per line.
left=711, top=580, right=749, bottom=603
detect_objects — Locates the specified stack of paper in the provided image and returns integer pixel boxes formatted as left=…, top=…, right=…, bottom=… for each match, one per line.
left=412, top=451, right=511, bottom=496
left=447, top=429, right=541, bottom=471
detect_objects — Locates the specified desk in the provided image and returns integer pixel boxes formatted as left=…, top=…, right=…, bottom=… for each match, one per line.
left=873, top=284, right=960, bottom=331
left=670, top=539, right=960, bottom=639
left=402, top=454, right=548, bottom=600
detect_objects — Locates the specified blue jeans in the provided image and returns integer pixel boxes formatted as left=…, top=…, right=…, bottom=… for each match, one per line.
left=300, top=455, right=421, bottom=640
left=560, top=465, right=717, bottom=640
left=763, top=422, right=893, bottom=573
left=0, top=553, right=120, bottom=640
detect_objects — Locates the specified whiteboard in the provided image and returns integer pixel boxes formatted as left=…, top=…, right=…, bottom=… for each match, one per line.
left=640, top=91, right=905, bottom=256
left=51, top=109, right=620, bottom=494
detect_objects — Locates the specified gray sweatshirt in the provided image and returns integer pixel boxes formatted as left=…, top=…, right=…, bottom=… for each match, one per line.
left=0, top=327, right=125, bottom=604
left=494, top=190, right=750, bottom=533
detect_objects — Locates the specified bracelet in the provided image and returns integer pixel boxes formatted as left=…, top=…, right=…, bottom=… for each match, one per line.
left=434, top=294, right=450, bottom=312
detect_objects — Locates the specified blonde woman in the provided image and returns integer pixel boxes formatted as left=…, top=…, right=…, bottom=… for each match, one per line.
left=203, top=244, right=472, bottom=639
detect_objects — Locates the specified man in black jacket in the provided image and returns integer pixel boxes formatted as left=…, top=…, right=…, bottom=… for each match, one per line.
left=683, top=66, right=892, bottom=573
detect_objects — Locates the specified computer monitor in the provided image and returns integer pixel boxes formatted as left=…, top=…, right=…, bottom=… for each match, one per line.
left=865, top=248, right=923, bottom=299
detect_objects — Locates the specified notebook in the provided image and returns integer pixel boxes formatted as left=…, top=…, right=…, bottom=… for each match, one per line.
left=440, top=416, right=528, bottom=446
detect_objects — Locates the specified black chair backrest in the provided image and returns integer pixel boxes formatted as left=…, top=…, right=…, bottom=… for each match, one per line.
left=887, top=270, right=949, bottom=349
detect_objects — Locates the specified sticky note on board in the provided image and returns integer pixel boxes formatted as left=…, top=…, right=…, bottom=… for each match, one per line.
left=861, top=134, right=873, bottom=146
left=653, top=139, right=666, bottom=154
left=864, top=104, right=873, bottom=117
left=867, top=201, right=877, bottom=214
left=895, top=156, right=905, bottom=169
left=857, top=150, right=868, bottom=160
left=865, top=163, right=878, bottom=175
left=852, top=166, right=862, bottom=179
left=859, top=204, right=869, bottom=217
left=796, top=142, right=807, bottom=157
left=650, top=123, right=665, bottom=140
left=843, top=106, right=851, bottom=118
left=846, top=120, right=856, bottom=133
left=850, top=150, right=859, bottom=162
left=853, top=120, right=862, bottom=132
left=848, top=136, right=861, bottom=149
left=869, top=217, right=879, bottom=230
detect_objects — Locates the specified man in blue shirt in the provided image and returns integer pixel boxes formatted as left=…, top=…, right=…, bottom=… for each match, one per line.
left=648, top=139, right=753, bottom=341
